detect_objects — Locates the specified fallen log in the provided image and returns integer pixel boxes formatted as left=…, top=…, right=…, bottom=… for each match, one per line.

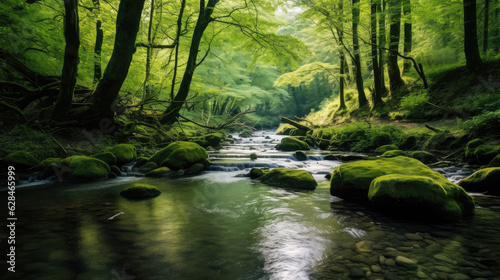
left=280, top=117, right=312, bottom=131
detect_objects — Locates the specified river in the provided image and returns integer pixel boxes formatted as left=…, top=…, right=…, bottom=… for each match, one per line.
left=2, top=130, right=500, bottom=280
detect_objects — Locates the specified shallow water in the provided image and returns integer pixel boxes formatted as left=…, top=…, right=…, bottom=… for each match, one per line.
left=1, top=130, right=500, bottom=280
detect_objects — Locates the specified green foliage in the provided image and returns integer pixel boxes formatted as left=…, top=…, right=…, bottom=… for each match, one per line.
left=400, top=91, right=429, bottom=118
left=0, top=125, right=58, bottom=160
left=463, top=110, right=500, bottom=137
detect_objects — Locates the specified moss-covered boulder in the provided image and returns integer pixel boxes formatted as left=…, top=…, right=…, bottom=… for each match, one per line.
left=250, top=153, right=257, bottom=160
left=275, top=137, right=310, bottom=151
left=5, top=151, right=39, bottom=169
left=381, top=150, right=406, bottom=158
left=39, top=157, right=62, bottom=170
left=294, top=151, right=308, bottom=161
left=259, top=168, right=317, bottom=190
left=368, top=174, right=474, bottom=221
left=458, top=168, right=500, bottom=195
left=425, top=132, right=457, bottom=150
left=464, top=138, right=484, bottom=159
left=61, top=156, right=110, bottom=182
left=409, top=151, right=438, bottom=164
left=400, top=135, right=418, bottom=150
left=138, top=162, right=158, bottom=173
left=330, top=156, right=474, bottom=208
left=249, top=167, right=269, bottom=179
left=148, top=141, right=208, bottom=170
left=90, top=152, right=117, bottom=166
left=191, top=138, right=209, bottom=148
left=205, top=133, right=225, bottom=147
left=375, top=144, right=399, bottom=155
left=486, top=154, right=500, bottom=167
left=289, top=129, right=308, bottom=136
left=120, top=183, right=161, bottom=199
left=106, top=144, right=137, bottom=165
left=185, top=163, right=205, bottom=175
left=134, top=156, right=149, bottom=168
left=110, top=165, right=122, bottom=176
left=145, top=167, right=174, bottom=177
left=276, top=124, right=294, bottom=135
left=470, top=145, right=500, bottom=165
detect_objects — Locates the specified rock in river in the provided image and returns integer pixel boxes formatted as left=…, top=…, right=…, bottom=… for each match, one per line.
left=259, top=168, right=317, bottom=190
left=148, top=141, right=208, bottom=170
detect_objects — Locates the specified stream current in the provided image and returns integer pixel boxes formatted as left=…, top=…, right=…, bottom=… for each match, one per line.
left=1, top=130, right=500, bottom=280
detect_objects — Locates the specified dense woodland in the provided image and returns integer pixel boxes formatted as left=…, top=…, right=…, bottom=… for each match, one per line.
left=0, top=0, right=499, bottom=144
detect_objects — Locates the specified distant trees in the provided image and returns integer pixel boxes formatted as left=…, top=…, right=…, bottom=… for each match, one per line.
left=352, top=0, right=369, bottom=107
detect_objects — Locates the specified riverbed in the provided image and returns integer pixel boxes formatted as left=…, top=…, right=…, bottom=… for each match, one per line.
left=2, top=130, right=500, bottom=280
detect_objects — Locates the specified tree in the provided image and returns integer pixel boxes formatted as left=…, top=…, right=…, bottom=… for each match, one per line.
left=352, top=0, right=368, bottom=107
left=387, top=0, right=404, bottom=93
left=463, top=0, right=482, bottom=70
left=92, top=0, right=103, bottom=85
left=338, top=0, right=347, bottom=110
left=378, top=0, right=387, bottom=93
left=371, top=0, right=383, bottom=106
left=85, top=0, right=147, bottom=124
left=483, top=0, right=490, bottom=53
left=51, top=0, right=80, bottom=119
left=402, top=0, right=411, bottom=73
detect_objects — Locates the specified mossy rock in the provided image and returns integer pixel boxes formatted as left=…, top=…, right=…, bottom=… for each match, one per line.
left=138, top=162, right=158, bottom=173
left=289, top=129, right=308, bottom=136
left=204, top=133, right=225, bottom=147
left=275, top=137, right=310, bottom=151
left=459, top=168, right=500, bottom=195
left=39, top=157, right=62, bottom=170
left=145, top=167, right=174, bottom=177
left=276, top=124, right=294, bottom=135
left=400, top=135, right=418, bottom=150
left=185, top=163, right=205, bottom=175
left=368, top=174, right=474, bottom=221
left=134, top=156, right=149, bottom=168
left=294, top=151, right=308, bottom=161
left=148, top=141, right=208, bottom=170
left=110, top=165, right=122, bottom=176
left=381, top=150, right=406, bottom=158
left=120, top=183, right=161, bottom=199
left=106, top=144, right=137, bottom=165
left=425, top=132, right=457, bottom=150
left=239, top=130, right=253, bottom=138
left=249, top=167, right=269, bottom=179
left=250, top=153, right=257, bottom=160
left=259, top=168, right=317, bottom=190
left=5, top=151, right=39, bottom=169
left=374, top=144, right=399, bottom=155
left=90, top=152, right=117, bottom=166
left=409, top=151, right=438, bottom=164
left=464, top=138, right=484, bottom=158
left=191, top=138, right=209, bottom=148
left=470, top=145, right=500, bottom=165
left=330, top=156, right=474, bottom=210
left=486, top=154, right=500, bottom=167
left=61, top=156, right=110, bottom=182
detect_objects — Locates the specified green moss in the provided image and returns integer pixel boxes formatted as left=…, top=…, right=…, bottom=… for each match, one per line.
left=4, top=151, right=39, bottom=169
left=0, top=125, right=58, bottom=160
left=408, top=151, right=438, bottom=164
left=275, top=137, right=310, bottom=151
left=145, top=167, right=174, bottom=177
left=400, top=135, right=419, bottom=150
left=424, top=132, right=456, bottom=150
left=276, top=124, right=294, bottom=135
left=191, top=138, right=209, bottom=148
left=39, top=157, right=62, bottom=169
left=471, top=145, right=500, bottom=165
left=289, top=129, right=307, bottom=136
left=110, top=165, right=122, bottom=176
left=375, top=144, right=399, bottom=155
left=381, top=150, right=406, bottom=158
left=487, top=154, right=500, bottom=167
left=259, top=168, right=317, bottom=190
left=61, top=156, right=110, bottom=182
left=294, top=151, right=308, bottom=161
left=249, top=167, right=268, bottom=179
left=120, top=183, right=161, bottom=199
left=239, top=130, right=253, bottom=138
left=204, top=133, right=225, bottom=147
left=90, top=152, right=117, bottom=166
left=459, top=168, right=500, bottom=195
left=139, top=162, right=158, bottom=173
left=106, top=144, right=137, bottom=165
left=134, top=156, right=149, bottom=168
left=185, top=163, right=205, bottom=175
left=368, top=174, right=471, bottom=221
left=250, top=153, right=257, bottom=160
left=148, top=141, right=208, bottom=170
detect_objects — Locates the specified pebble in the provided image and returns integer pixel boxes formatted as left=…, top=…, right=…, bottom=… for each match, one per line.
left=416, top=271, right=428, bottom=279
left=350, top=267, right=366, bottom=278
left=379, top=255, right=386, bottom=265
left=434, top=266, right=454, bottom=273
left=385, top=259, right=395, bottom=266
left=405, top=233, right=423, bottom=241
left=426, top=242, right=441, bottom=252
left=434, top=254, right=454, bottom=264
left=384, top=272, right=405, bottom=280
left=447, top=273, right=470, bottom=280
left=356, top=240, right=375, bottom=252
left=371, top=265, right=382, bottom=273
left=395, top=256, right=418, bottom=270
left=469, top=270, right=490, bottom=278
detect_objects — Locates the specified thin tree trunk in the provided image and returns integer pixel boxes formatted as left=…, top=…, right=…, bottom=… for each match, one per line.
left=495, top=2, right=499, bottom=52
left=403, top=0, right=412, bottom=73
left=51, top=0, right=80, bottom=119
left=170, top=0, right=187, bottom=100
left=143, top=0, right=155, bottom=101
left=161, top=0, right=220, bottom=125
left=86, top=0, right=146, bottom=123
left=483, top=0, right=490, bottom=53
left=388, top=0, right=404, bottom=93
left=338, top=0, right=346, bottom=110
left=352, top=0, right=368, bottom=107
left=378, top=0, right=386, bottom=93
left=93, top=0, right=102, bottom=85
left=463, top=0, right=483, bottom=70
left=371, top=0, right=383, bottom=106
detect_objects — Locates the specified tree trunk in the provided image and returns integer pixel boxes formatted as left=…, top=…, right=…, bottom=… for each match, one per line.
left=387, top=0, right=404, bottom=93
left=86, top=0, right=146, bottom=123
left=402, top=0, right=412, bottom=73
left=93, top=0, right=103, bottom=85
left=495, top=3, right=499, bottom=52
left=51, top=0, right=80, bottom=119
left=463, top=0, right=483, bottom=70
left=338, top=0, right=347, bottom=110
left=483, top=0, right=489, bottom=53
left=378, top=0, right=387, bottom=93
left=170, top=0, right=187, bottom=100
left=371, top=0, right=383, bottom=106
left=143, top=0, right=155, bottom=101
left=352, top=0, right=368, bottom=107
left=161, top=0, right=220, bottom=125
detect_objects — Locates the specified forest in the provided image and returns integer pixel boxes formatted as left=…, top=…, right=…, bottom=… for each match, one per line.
left=1, top=0, right=500, bottom=279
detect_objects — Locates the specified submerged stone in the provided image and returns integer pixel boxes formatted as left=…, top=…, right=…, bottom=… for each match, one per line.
left=259, top=168, right=317, bottom=190
left=294, top=151, right=308, bottom=161
left=145, top=167, right=174, bottom=177
left=120, top=183, right=161, bottom=199
left=275, top=137, right=310, bottom=151
left=458, top=167, right=500, bottom=195
left=138, top=162, right=158, bottom=173
left=106, top=144, right=137, bottom=165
